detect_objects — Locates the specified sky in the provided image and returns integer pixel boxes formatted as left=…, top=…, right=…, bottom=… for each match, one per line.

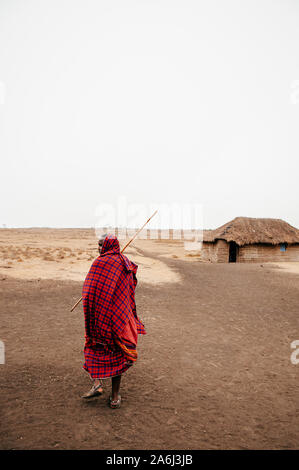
left=0, top=0, right=299, bottom=230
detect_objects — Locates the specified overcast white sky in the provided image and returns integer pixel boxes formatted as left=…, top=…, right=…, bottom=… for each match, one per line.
left=0, top=0, right=299, bottom=229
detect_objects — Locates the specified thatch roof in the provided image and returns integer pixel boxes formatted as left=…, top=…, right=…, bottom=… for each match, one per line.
left=203, top=217, right=299, bottom=246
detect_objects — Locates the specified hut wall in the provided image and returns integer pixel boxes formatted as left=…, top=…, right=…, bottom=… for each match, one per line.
left=238, top=243, right=299, bottom=262
left=201, top=242, right=216, bottom=262
left=201, top=240, right=229, bottom=263
left=216, top=239, right=230, bottom=262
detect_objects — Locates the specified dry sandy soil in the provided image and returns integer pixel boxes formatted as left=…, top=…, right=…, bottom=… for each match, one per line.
left=0, top=229, right=187, bottom=284
left=0, top=229, right=299, bottom=449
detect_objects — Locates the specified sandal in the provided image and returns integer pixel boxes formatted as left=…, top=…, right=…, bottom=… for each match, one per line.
left=82, top=381, right=103, bottom=399
left=109, top=395, right=122, bottom=409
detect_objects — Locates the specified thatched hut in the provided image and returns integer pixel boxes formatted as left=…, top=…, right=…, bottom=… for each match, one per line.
left=202, top=217, right=299, bottom=263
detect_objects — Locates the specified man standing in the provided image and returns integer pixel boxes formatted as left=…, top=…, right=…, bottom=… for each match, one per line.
left=82, top=234, right=146, bottom=408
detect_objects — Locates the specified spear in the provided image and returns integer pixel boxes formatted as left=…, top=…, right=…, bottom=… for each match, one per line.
left=70, top=210, right=158, bottom=312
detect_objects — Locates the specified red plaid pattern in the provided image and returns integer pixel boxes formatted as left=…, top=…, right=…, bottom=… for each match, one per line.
left=82, top=234, right=146, bottom=379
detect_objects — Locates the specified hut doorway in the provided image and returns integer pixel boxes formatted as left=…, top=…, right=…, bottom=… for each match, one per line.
left=229, top=242, right=238, bottom=262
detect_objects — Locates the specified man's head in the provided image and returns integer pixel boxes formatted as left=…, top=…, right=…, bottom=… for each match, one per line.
left=98, top=233, right=108, bottom=254
left=98, top=233, right=121, bottom=255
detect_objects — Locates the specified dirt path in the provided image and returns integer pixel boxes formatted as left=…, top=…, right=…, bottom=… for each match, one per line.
left=0, top=258, right=298, bottom=449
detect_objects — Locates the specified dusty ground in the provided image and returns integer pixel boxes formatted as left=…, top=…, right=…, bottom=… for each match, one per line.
left=0, top=230, right=299, bottom=449
left=268, top=261, right=299, bottom=275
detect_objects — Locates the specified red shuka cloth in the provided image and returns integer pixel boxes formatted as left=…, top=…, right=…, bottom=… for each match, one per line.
left=82, top=234, right=146, bottom=379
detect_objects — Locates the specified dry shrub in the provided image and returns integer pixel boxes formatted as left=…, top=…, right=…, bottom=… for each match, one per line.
left=43, top=254, right=54, bottom=261
left=22, top=248, right=32, bottom=259
left=33, top=249, right=43, bottom=258
left=66, top=250, right=74, bottom=257
left=185, top=252, right=201, bottom=257
left=56, top=249, right=66, bottom=260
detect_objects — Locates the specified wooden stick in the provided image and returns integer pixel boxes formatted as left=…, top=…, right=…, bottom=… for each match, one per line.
left=70, top=210, right=158, bottom=312
left=70, top=297, right=82, bottom=312
left=119, top=210, right=158, bottom=253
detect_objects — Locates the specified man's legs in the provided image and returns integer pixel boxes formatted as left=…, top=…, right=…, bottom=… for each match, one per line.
left=82, top=378, right=103, bottom=398
left=111, top=375, right=121, bottom=401
left=94, top=379, right=103, bottom=392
